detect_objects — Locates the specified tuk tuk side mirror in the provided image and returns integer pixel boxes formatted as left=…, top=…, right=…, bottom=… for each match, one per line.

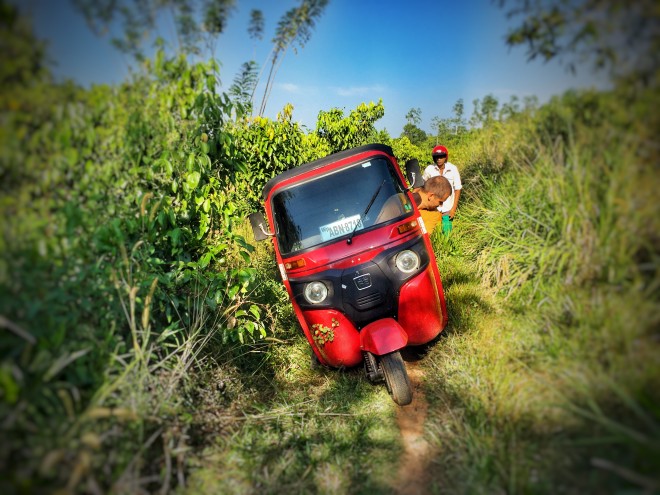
left=405, top=159, right=424, bottom=189
left=249, top=212, right=274, bottom=241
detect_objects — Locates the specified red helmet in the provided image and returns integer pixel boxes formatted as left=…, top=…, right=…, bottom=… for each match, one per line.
left=432, top=145, right=448, bottom=160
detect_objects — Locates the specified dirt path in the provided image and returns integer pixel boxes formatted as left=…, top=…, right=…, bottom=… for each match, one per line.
left=392, top=360, right=437, bottom=495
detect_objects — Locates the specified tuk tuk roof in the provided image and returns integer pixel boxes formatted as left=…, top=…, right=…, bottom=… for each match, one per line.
left=262, top=143, right=396, bottom=201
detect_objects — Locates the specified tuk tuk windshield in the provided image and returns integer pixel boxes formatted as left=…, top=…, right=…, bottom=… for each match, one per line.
left=272, top=157, right=413, bottom=254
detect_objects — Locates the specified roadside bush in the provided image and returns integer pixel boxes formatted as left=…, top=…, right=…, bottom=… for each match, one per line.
left=228, top=104, right=323, bottom=215
left=0, top=47, right=266, bottom=492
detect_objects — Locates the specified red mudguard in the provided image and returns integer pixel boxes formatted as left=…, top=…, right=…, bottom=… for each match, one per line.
left=360, top=318, right=408, bottom=355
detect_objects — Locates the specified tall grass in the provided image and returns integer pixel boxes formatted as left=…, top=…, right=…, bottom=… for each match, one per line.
left=18, top=247, right=250, bottom=493
left=423, top=88, right=660, bottom=494
left=0, top=216, right=272, bottom=494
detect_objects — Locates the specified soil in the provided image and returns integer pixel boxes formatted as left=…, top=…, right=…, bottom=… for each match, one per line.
left=392, top=358, right=437, bottom=495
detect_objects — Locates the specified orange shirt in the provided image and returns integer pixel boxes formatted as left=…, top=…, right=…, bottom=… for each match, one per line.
left=420, top=209, right=442, bottom=233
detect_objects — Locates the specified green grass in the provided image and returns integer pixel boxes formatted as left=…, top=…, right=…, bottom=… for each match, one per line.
left=176, top=89, right=660, bottom=495
left=183, top=332, right=403, bottom=494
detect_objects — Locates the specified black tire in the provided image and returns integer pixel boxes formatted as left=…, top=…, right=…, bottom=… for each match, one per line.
left=380, top=351, right=413, bottom=406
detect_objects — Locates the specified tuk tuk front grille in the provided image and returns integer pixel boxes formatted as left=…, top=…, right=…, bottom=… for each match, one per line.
left=356, top=292, right=383, bottom=309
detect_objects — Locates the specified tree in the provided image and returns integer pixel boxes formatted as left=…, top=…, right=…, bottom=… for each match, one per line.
left=499, top=95, right=520, bottom=121
left=481, top=94, right=499, bottom=124
left=247, top=9, right=265, bottom=41
left=405, top=107, right=422, bottom=127
left=430, top=98, right=467, bottom=145
left=401, top=107, right=426, bottom=145
left=430, top=115, right=451, bottom=144
left=451, top=98, right=466, bottom=133
left=470, top=94, right=499, bottom=127
left=499, top=0, right=659, bottom=87
left=315, top=100, right=385, bottom=153
left=0, top=0, right=50, bottom=88
left=401, top=123, right=427, bottom=146
left=257, top=0, right=329, bottom=116
left=72, top=0, right=237, bottom=60
left=72, top=1, right=331, bottom=117
left=523, top=95, right=539, bottom=112
left=229, top=61, right=259, bottom=114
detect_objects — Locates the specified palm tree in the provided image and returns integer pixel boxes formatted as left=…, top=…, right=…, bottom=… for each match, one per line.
left=256, top=0, right=329, bottom=116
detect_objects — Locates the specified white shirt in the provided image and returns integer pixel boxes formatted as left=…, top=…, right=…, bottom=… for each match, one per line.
left=422, top=161, right=462, bottom=214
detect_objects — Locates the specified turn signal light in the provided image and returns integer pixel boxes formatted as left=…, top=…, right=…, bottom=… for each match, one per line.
left=285, top=258, right=306, bottom=270
left=397, top=220, right=418, bottom=234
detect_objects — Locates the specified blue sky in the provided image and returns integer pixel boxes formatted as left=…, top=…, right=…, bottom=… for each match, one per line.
left=22, top=0, right=609, bottom=135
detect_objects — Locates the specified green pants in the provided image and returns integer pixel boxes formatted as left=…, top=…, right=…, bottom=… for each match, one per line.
left=442, top=215, right=453, bottom=235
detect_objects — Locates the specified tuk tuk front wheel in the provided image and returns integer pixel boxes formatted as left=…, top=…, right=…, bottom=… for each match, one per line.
left=380, top=351, right=413, bottom=406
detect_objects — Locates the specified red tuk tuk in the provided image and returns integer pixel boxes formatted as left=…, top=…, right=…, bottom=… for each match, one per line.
left=249, top=144, right=448, bottom=405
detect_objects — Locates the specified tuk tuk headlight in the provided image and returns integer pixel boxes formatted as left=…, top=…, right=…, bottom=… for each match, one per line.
left=304, top=281, right=329, bottom=304
left=395, top=250, right=420, bottom=274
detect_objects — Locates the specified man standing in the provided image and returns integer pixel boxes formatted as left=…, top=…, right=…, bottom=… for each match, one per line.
left=422, top=145, right=462, bottom=234
left=412, top=176, right=452, bottom=233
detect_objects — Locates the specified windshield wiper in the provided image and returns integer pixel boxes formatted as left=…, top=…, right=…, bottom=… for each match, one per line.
left=347, top=179, right=386, bottom=245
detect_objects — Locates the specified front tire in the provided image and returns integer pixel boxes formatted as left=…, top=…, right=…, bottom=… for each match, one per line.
left=380, top=351, right=413, bottom=406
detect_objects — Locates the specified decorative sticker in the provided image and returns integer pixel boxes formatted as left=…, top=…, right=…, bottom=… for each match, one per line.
left=278, top=263, right=288, bottom=281
left=311, top=318, right=339, bottom=347
left=418, top=216, right=427, bottom=235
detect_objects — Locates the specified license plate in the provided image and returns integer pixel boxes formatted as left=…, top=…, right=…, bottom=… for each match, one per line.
left=320, top=214, right=363, bottom=241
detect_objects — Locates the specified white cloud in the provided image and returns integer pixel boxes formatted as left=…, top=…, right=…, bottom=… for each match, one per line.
left=332, top=85, right=387, bottom=97
left=277, top=82, right=301, bottom=93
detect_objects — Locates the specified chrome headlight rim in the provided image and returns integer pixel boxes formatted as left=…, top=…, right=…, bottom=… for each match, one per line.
left=395, top=249, right=420, bottom=274
left=304, top=281, right=329, bottom=304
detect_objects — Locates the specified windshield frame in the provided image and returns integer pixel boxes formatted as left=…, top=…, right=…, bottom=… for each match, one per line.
left=269, top=155, right=413, bottom=256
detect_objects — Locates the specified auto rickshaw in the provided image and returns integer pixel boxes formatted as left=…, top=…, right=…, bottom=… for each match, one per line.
left=249, top=143, right=448, bottom=405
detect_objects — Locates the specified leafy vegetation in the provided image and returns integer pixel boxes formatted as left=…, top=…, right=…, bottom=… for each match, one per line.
left=1, top=1, right=658, bottom=494
left=72, top=0, right=238, bottom=60
left=500, top=0, right=659, bottom=86
left=72, top=0, right=329, bottom=116
left=0, top=33, right=268, bottom=492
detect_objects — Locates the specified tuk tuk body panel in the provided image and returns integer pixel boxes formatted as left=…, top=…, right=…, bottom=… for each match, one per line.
left=300, top=309, right=362, bottom=367
left=397, top=265, right=446, bottom=345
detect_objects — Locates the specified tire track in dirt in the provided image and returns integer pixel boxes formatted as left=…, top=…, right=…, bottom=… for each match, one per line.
left=392, top=360, right=436, bottom=495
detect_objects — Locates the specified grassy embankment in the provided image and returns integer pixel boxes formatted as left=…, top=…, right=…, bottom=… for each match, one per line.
left=2, top=68, right=657, bottom=493
left=184, top=88, right=659, bottom=494
left=422, top=88, right=659, bottom=494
